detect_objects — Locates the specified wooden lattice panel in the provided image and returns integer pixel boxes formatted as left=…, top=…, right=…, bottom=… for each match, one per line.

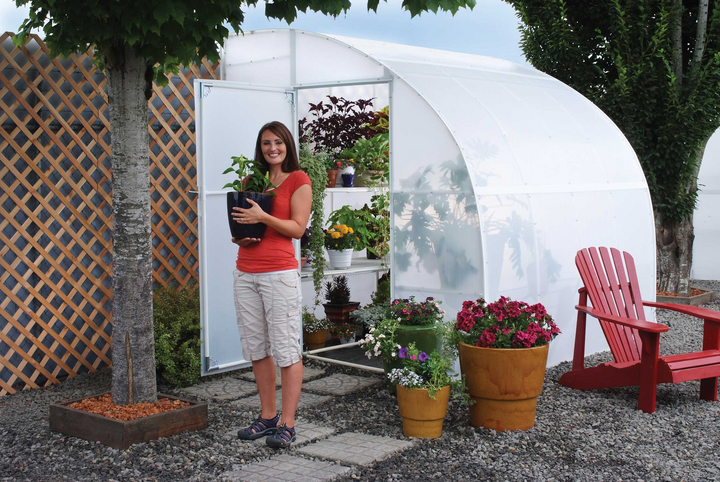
left=0, top=32, right=218, bottom=395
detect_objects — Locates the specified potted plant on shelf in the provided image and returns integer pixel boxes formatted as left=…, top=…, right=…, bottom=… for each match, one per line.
left=388, top=343, right=468, bottom=439
left=223, top=155, right=277, bottom=240
left=448, top=296, right=561, bottom=431
left=340, top=133, right=389, bottom=187
left=338, top=158, right=356, bottom=187
left=302, top=307, right=330, bottom=350
left=322, top=275, right=360, bottom=327
left=331, top=322, right=361, bottom=344
left=324, top=224, right=357, bottom=269
left=324, top=156, right=342, bottom=188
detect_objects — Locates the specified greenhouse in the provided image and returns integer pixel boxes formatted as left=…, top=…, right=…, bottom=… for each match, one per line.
left=195, top=29, right=657, bottom=371
left=693, top=129, right=720, bottom=280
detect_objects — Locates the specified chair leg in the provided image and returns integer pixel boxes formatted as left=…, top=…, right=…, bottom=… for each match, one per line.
left=700, top=320, right=720, bottom=402
left=638, top=332, right=660, bottom=414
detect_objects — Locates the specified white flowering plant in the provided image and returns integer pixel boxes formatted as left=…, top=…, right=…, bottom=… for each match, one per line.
left=387, top=343, right=470, bottom=402
left=359, top=317, right=399, bottom=363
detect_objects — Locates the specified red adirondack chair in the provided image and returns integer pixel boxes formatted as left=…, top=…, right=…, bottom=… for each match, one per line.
left=559, top=247, right=720, bottom=413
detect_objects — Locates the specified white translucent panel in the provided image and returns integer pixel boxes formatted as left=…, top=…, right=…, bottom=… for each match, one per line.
left=693, top=129, right=720, bottom=279
left=195, top=82, right=293, bottom=375
left=295, top=31, right=384, bottom=85
left=391, top=79, right=466, bottom=191
left=393, top=192, right=483, bottom=306
left=223, top=31, right=292, bottom=86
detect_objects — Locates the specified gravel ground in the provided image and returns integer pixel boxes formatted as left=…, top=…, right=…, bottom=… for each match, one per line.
left=2, top=281, right=720, bottom=482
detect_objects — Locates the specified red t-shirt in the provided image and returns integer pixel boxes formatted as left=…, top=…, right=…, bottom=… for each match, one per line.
left=236, top=170, right=311, bottom=273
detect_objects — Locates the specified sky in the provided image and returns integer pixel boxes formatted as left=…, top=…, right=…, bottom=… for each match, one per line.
left=0, top=0, right=527, bottom=65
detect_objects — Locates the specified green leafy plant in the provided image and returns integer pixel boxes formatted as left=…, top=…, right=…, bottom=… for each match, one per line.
left=359, top=317, right=400, bottom=362
left=222, top=155, right=277, bottom=195
left=363, top=193, right=390, bottom=257
left=339, top=133, right=389, bottom=178
left=302, top=306, right=331, bottom=333
left=325, top=275, right=351, bottom=304
left=371, top=275, right=391, bottom=306
left=298, top=143, right=328, bottom=302
left=327, top=206, right=374, bottom=252
left=388, top=343, right=469, bottom=402
left=350, top=305, right=389, bottom=330
left=364, top=105, right=389, bottom=137
left=153, top=283, right=201, bottom=389
left=324, top=224, right=357, bottom=251
left=390, top=296, right=445, bottom=326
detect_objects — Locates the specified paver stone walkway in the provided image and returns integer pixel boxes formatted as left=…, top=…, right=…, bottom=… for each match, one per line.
left=180, top=378, right=258, bottom=401
left=233, top=390, right=331, bottom=410
left=220, top=454, right=350, bottom=482
left=298, top=432, right=414, bottom=466
left=302, top=373, right=381, bottom=396
left=239, top=367, right=326, bottom=386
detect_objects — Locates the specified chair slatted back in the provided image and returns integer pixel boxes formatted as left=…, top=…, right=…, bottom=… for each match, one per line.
left=575, top=247, right=644, bottom=363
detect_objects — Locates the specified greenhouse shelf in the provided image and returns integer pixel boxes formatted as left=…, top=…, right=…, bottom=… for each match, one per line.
left=300, top=258, right=387, bottom=280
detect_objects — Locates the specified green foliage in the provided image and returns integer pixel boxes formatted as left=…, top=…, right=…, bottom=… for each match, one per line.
left=339, top=133, right=389, bottom=176
left=153, top=283, right=201, bottom=388
left=222, top=155, right=277, bottom=195
left=302, top=306, right=331, bottom=333
left=364, top=105, right=390, bottom=136
left=350, top=304, right=389, bottom=329
left=388, top=343, right=468, bottom=401
left=15, top=0, right=476, bottom=86
left=505, top=0, right=720, bottom=223
left=327, top=194, right=390, bottom=255
left=298, top=143, right=328, bottom=302
left=325, top=275, right=351, bottom=304
left=371, top=274, right=391, bottom=306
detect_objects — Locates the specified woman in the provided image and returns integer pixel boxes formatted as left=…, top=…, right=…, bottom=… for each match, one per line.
left=231, top=121, right=312, bottom=449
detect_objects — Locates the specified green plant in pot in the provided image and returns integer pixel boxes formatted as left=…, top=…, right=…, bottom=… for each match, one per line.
left=302, top=307, right=331, bottom=350
left=322, top=275, right=360, bottom=329
left=360, top=296, right=444, bottom=394
left=339, top=133, right=389, bottom=186
left=223, top=155, right=277, bottom=240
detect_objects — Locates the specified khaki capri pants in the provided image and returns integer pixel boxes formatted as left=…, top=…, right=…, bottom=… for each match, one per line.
left=233, top=269, right=302, bottom=368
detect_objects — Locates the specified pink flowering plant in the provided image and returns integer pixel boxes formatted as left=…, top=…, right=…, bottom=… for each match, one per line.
left=359, top=317, right=400, bottom=363
left=450, top=296, right=560, bottom=350
left=390, top=296, right=445, bottom=326
left=387, top=343, right=470, bottom=402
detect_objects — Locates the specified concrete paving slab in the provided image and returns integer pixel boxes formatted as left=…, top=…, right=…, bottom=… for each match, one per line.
left=232, top=390, right=332, bottom=410
left=220, top=454, right=350, bottom=482
left=179, top=378, right=258, bottom=401
left=301, top=373, right=381, bottom=396
left=238, top=367, right=326, bottom=386
left=297, top=432, right=413, bottom=466
left=250, top=420, right=336, bottom=446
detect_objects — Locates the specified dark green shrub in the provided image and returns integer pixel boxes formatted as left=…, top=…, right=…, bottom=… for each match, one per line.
left=153, top=283, right=201, bottom=388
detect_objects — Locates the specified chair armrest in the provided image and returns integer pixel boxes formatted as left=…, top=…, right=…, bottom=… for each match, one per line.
left=643, top=301, right=720, bottom=324
left=576, top=305, right=669, bottom=333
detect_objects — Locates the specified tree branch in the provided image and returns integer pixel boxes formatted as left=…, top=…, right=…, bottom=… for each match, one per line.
left=692, top=0, right=710, bottom=67
left=672, top=0, right=684, bottom=93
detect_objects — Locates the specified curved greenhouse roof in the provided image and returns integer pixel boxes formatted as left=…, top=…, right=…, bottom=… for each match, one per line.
left=220, top=29, right=657, bottom=366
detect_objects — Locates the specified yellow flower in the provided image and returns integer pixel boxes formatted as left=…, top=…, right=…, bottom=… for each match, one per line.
left=347, top=227, right=354, bottom=234
left=339, top=225, right=349, bottom=234
left=333, top=224, right=341, bottom=230
left=331, top=232, right=341, bottom=239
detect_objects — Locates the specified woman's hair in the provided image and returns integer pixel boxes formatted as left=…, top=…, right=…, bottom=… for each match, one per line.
left=254, top=121, right=300, bottom=173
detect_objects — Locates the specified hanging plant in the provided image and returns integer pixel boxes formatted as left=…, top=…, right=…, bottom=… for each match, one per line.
left=299, top=143, right=329, bottom=302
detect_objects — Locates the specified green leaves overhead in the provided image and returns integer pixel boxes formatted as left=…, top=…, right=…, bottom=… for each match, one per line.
left=14, top=0, right=475, bottom=84
left=505, top=0, right=720, bottom=223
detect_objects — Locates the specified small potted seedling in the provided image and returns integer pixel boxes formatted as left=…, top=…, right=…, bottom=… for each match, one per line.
left=223, top=155, right=277, bottom=240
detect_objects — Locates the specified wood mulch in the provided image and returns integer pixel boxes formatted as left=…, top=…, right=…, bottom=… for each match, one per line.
left=68, top=394, right=189, bottom=422
left=656, top=288, right=707, bottom=298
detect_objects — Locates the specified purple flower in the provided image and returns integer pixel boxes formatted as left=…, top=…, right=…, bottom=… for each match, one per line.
left=398, top=347, right=408, bottom=359
left=418, top=352, right=429, bottom=362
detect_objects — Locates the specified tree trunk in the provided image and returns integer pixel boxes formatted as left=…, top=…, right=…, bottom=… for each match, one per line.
left=106, top=44, right=156, bottom=404
left=656, top=213, right=694, bottom=296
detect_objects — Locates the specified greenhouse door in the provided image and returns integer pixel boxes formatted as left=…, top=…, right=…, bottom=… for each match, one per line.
left=194, top=80, right=296, bottom=375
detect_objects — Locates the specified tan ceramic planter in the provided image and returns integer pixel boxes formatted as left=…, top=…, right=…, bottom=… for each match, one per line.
left=396, top=385, right=450, bottom=439
left=303, top=329, right=328, bottom=350
left=458, top=342, right=548, bottom=431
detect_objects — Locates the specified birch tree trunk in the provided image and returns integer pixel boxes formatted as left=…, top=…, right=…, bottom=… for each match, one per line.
left=106, top=44, right=157, bottom=404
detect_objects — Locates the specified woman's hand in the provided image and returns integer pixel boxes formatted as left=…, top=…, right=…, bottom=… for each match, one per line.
left=232, top=199, right=268, bottom=225
left=232, top=237, right=261, bottom=248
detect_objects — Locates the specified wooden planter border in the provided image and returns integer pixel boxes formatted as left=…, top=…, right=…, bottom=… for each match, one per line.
left=656, top=290, right=717, bottom=306
left=49, top=393, right=208, bottom=449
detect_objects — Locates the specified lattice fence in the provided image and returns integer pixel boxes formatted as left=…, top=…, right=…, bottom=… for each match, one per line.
left=0, top=32, right=218, bottom=396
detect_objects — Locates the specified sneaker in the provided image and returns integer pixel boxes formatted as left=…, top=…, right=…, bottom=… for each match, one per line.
left=266, top=423, right=296, bottom=449
left=237, top=414, right=280, bottom=440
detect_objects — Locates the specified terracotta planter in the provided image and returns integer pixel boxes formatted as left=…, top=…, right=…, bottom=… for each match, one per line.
left=300, top=256, right=308, bottom=268
left=323, top=302, right=360, bottom=325
left=303, top=329, right=328, bottom=350
left=397, top=385, right=450, bottom=439
left=326, top=169, right=339, bottom=188
left=458, top=342, right=549, bottom=431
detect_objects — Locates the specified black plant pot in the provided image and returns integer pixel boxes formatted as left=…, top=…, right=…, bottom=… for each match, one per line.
left=227, top=191, right=274, bottom=240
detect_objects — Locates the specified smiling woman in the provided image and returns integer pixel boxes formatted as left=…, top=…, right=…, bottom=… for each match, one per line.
left=230, top=121, right=312, bottom=449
